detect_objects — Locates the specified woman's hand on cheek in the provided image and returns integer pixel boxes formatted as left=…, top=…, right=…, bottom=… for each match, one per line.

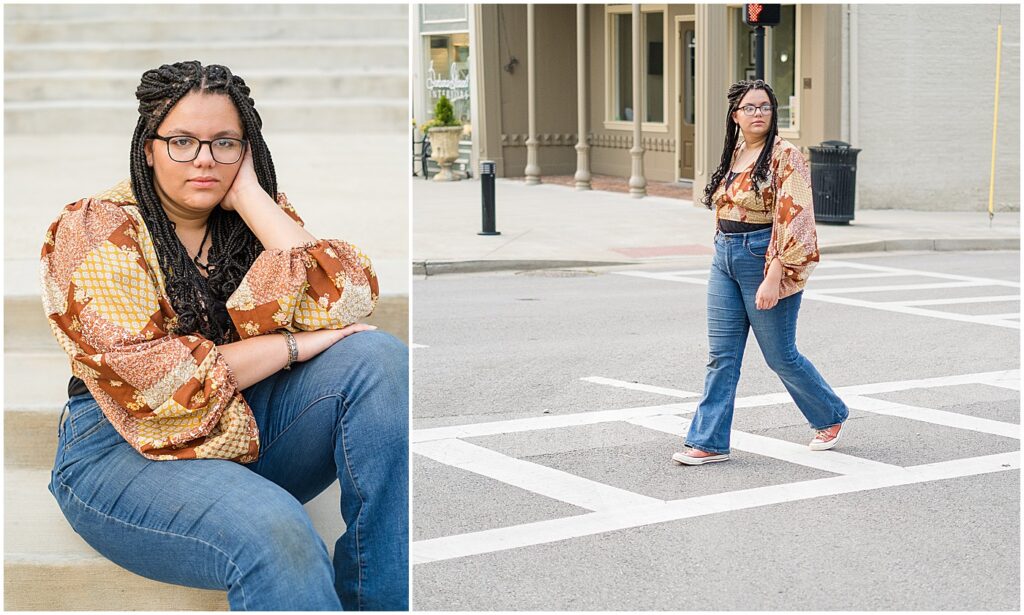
left=220, top=144, right=259, bottom=211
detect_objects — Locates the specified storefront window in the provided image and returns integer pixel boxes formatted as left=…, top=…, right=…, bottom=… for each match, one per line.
left=613, top=13, right=633, bottom=121
left=609, top=8, right=666, bottom=125
left=732, top=5, right=797, bottom=130
left=684, top=29, right=695, bottom=125
left=426, top=33, right=471, bottom=125
left=644, top=12, right=664, bottom=123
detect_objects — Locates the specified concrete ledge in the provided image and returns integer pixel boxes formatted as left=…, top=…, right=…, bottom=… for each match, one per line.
left=5, top=468, right=230, bottom=610
left=5, top=408, right=61, bottom=469
left=5, top=559, right=228, bottom=611
left=6, top=466, right=342, bottom=610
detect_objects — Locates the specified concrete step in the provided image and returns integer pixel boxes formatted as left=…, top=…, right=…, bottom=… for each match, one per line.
left=5, top=69, right=408, bottom=103
left=5, top=98, right=408, bottom=134
left=6, top=16, right=407, bottom=45
left=5, top=4, right=407, bottom=21
left=4, top=40, right=408, bottom=73
left=5, top=467, right=345, bottom=610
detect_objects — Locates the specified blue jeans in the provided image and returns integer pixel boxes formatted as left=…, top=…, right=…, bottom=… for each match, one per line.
left=685, top=228, right=848, bottom=454
left=48, top=330, right=409, bottom=611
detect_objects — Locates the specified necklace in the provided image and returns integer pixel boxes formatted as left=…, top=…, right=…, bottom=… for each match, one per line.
left=192, top=224, right=215, bottom=275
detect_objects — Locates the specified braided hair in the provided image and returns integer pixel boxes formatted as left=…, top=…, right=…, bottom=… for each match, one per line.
left=702, top=79, right=780, bottom=209
left=130, top=61, right=277, bottom=345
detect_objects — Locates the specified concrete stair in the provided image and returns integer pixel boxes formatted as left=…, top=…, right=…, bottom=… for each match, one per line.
left=3, top=284, right=395, bottom=609
left=5, top=4, right=409, bottom=134
left=4, top=4, right=409, bottom=610
left=3, top=290, right=403, bottom=609
left=6, top=468, right=230, bottom=610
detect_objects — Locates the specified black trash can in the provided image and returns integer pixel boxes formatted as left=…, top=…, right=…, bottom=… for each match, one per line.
left=808, top=140, right=860, bottom=225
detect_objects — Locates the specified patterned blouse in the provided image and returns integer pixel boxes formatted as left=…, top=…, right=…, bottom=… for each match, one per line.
left=40, top=180, right=379, bottom=463
left=713, top=135, right=820, bottom=299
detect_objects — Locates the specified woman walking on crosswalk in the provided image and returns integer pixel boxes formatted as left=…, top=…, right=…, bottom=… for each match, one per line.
left=672, top=79, right=849, bottom=465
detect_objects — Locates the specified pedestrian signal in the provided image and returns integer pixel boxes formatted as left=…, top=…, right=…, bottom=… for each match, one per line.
left=744, top=4, right=782, bottom=27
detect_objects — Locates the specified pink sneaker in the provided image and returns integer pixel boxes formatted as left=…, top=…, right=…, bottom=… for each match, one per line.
left=809, top=422, right=845, bottom=451
left=671, top=447, right=730, bottom=465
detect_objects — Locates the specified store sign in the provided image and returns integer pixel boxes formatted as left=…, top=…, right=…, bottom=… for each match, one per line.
left=427, top=65, right=470, bottom=102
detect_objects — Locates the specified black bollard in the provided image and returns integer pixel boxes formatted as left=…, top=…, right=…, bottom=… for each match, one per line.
left=478, top=160, right=500, bottom=236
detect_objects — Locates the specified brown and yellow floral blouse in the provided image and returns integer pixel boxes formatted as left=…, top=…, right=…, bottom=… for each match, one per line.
left=39, top=179, right=378, bottom=463
left=713, top=135, right=820, bottom=299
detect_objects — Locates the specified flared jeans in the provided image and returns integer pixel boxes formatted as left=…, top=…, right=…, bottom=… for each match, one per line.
left=685, top=227, right=848, bottom=454
left=48, top=330, right=409, bottom=611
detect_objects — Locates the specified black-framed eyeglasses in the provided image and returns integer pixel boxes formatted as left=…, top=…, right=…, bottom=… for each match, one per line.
left=739, top=104, right=774, bottom=116
left=151, top=134, right=247, bottom=164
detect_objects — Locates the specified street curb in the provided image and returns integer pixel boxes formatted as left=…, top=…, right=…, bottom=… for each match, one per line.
left=414, top=237, right=1019, bottom=276
left=818, top=237, right=1020, bottom=255
left=413, top=260, right=629, bottom=276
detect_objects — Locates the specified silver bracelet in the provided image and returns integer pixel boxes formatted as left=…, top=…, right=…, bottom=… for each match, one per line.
left=277, top=329, right=298, bottom=370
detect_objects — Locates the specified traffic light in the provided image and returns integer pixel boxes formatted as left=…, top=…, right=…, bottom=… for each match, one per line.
left=744, top=4, right=782, bottom=27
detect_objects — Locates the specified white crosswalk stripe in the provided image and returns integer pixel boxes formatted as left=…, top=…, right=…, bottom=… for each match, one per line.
left=414, top=369, right=1020, bottom=564
left=615, top=260, right=1020, bottom=329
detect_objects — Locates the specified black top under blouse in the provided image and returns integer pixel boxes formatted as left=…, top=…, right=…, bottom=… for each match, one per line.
left=717, top=170, right=773, bottom=234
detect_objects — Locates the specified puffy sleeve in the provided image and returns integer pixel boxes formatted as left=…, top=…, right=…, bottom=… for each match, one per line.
left=40, top=198, right=259, bottom=462
left=766, top=144, right=820, bottom=299
left=225, top=192, right=379, bottom=339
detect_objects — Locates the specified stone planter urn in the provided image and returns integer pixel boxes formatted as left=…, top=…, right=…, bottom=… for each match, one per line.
left=428, top=126, right=462, bottom=182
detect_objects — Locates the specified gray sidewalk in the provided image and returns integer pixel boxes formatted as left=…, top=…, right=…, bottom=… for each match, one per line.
left=413, top=178, right=1020, bottom=274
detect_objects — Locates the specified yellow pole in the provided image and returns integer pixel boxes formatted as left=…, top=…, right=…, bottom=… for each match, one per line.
left=987, top=23, right=1002, bottom=223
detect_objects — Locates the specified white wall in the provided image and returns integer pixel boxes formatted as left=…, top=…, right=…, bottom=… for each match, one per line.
left=853, top=4, right=1019, bottom=211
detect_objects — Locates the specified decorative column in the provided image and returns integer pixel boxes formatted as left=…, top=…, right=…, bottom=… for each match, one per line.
left=628, top=3, right=646, bottom=198
left=573, top=3, right=592, bottom=190
left=524, top=3, right=541, bottom=184
left=694, top=4, right=730, bottom=206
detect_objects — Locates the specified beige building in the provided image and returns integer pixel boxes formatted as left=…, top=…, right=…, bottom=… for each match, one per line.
left=415, top=4, right=1020, bottom=211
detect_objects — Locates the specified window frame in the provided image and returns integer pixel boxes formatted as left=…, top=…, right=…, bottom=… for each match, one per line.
left=603, top=3, right=669, bottom=133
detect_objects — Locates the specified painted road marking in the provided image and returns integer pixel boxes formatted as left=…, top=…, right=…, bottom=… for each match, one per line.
left=976, top=370, right=1021, bottom=391
left=414, top=369, right=1019, bottom=564
left=414, top=370, right=1020, bottom=443
left=843, top=395, right=1020, bottom=439
left=413, top=452, right=1019, bottom=564
left=808, top=271, right=908, bottom=281
left=582, top=370, right=1021, bottom=438
left=886, top=295, right=1020, bottom=307
left=414, top=438, right=662, bottom=511
left=627, top=414, right=900, bottom=476
left=823, top=260, right=1020, bottom=288
left=413, top=402, right=693, bottom=443
left=615, top=260, right=1020, bottom=329
left=807, top=281, right=989, bottom=294
left=580, top=376, right=700, bottom=399
left=798, top=293, right=1021, bottom=329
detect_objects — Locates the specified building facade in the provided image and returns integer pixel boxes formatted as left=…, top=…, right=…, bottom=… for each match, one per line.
left=442, top=3, right=1019, bottom=211
left=412, top=3, right=477, bottom=175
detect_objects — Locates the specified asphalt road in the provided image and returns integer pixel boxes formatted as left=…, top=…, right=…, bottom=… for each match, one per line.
left=411, top=250, right=1020, bottom=611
